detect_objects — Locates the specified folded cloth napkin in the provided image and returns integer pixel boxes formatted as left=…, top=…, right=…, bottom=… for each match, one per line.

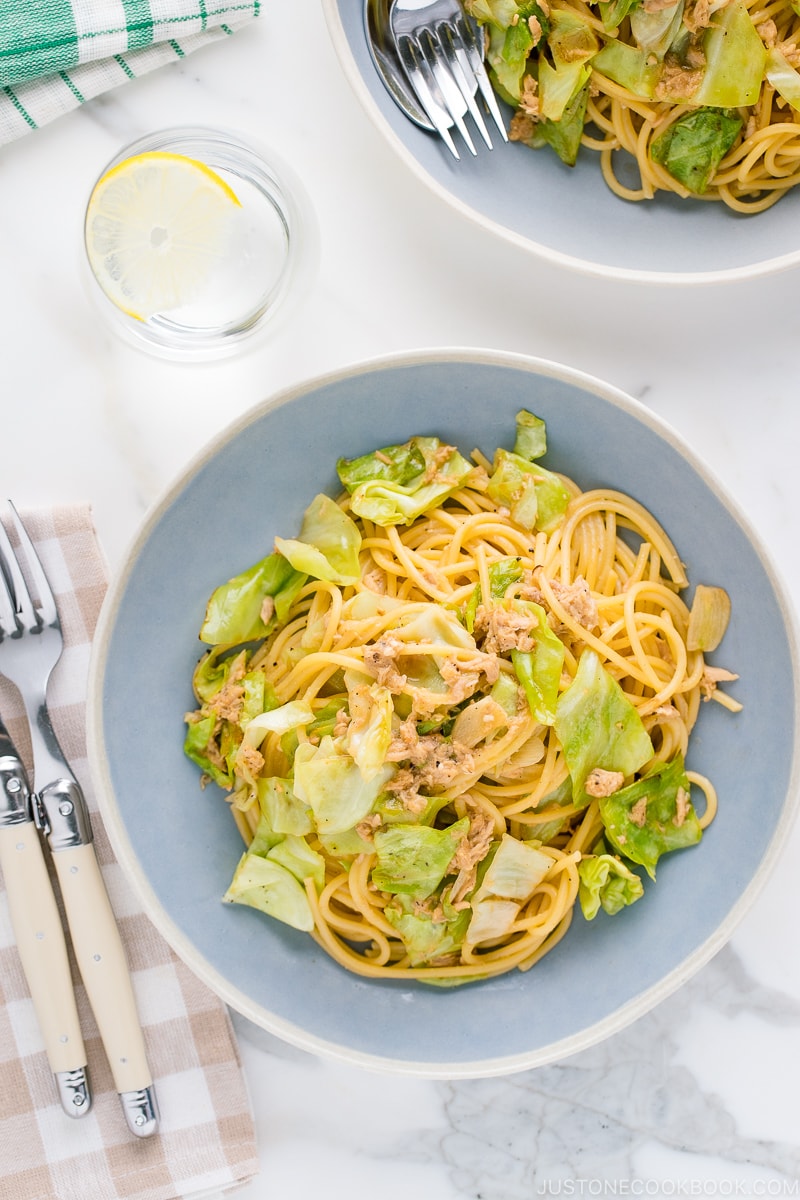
left=0, top=1, right=260, bottom=146
left=0, top=506, right=260, bottom=1200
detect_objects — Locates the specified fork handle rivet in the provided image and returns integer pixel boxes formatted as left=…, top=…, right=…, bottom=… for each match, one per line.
left=6, top=777, right=21, bottom=793
left=58, top=800, right=74, bottom=816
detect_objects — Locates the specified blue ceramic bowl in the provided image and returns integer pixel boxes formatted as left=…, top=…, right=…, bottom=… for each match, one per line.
left=87, top=349, right=800, bottom=1077
left=322, top=2, right=800, bottom=284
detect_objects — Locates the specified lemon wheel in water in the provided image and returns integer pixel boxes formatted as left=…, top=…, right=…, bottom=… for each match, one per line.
left=84, top=151, right=242, bottom=322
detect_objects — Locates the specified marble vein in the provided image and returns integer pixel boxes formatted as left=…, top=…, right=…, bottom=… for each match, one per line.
left=402, top=946, right=800, bottom=1196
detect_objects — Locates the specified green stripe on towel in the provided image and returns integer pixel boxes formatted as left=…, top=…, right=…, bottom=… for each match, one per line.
left=58, top=68, right=84, bottom=103
left=122, top=0, right=155, bottom=50
left=0, top=0, right=79, bottom=88
left=1, top=84, right=37, bottom=129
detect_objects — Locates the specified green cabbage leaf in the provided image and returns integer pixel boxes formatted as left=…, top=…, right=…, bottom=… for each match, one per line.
left=464, top=0, right=520, bottom=28
left=380, top=602, right=481, bottom=699
left=267, top=834, right=326, bottom=894
left=183, top=714, right=231, bottom=787
left=464, top=556, right=524, bottom=631
left=293, top=735, right=394, bottom=834
left=511, top=601, right=565, bottom=725
left=513, top=409, right=548, bottom=461
left=200, top=552, right=306, bottom=646
left=578, top=851, right=644, bottom=918
left=629, top=0, right=684, bottom=59
left=257, top=776, right=314, bottom=836
left=598, top=754, right=702, bottom=880
left=478, top=5, right=549, bottom=100
left=224, top=851, right=314, bottom=931
left=487, top=449, right=571, bottom=533
left=466, top=898, right=522, bottom=943
left=466, top=835, right=551, bottom=943
left=337, top=436, right=474, bottom=527
left=651, top=108, right=742, bottom=194
left=554, top=649, right=653, bottom=799
left=599, top=0, right=642, bottom=31
left=765, top=47, right=800, bottom=112
left=343, top=672, right=395, bottom=782
left=537, top=82, right=590, bottom=166
left=475, top=833, right=551, bottom=901
left=240, top=700, right=315, bottom=749
left=274, top=493, right=362, bottom=586
left=538, top=9, right=597, bottom=121
left=371, top=818, right=470, bottom=899
left=384, top=893, right=472, bottom=966
left=336, top=439, right=427, bottom=489
left=692, top=0, right=767, bottom=107
left=593, top=39, right=659, bottom=98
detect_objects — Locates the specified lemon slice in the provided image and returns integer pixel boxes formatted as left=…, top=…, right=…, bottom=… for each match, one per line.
left=85, top=151, right=242, bottom=322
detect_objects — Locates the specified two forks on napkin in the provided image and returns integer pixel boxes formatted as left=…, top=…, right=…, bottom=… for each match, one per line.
left=0, top=506, right=259, bottom=1200
left=0, top=1, right=261, bottom=146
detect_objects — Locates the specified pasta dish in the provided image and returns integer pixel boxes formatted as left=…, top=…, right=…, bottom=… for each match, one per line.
left=184, top=412, right=739, bottom=985
left=465, top=0, right=800, bottom=209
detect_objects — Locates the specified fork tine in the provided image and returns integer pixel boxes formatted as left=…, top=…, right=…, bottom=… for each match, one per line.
left=0, top=512, right=38, bottom=633
left=396, top=33, right=461, bottom=159
left=438, top=21, right=493, bottom=149
left=418, top=29, right=477, bottom=156
left=0, top=525, right=17, bottom=636
left=456, top=13, right=508, bottom=143
left=6, top=502, right=59, bottom=628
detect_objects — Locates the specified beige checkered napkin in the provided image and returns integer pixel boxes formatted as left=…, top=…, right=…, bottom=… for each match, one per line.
left=0, top=505, right=260, bottom=1200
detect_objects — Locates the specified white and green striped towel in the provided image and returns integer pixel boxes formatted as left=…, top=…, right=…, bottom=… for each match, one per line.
left=0, top=1, right=261, bottom=146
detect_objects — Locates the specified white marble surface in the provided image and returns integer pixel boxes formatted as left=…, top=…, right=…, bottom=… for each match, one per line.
left=3, top=3, right=800, bottom=1197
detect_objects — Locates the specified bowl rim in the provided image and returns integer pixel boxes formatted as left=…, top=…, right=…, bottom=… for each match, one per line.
left=321, top=0, right=800, bottom=288
left=87, top=345, right=800, bottom=1077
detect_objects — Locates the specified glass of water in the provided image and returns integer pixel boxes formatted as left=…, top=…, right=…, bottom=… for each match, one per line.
left=84, top=126, right=305, bottom=358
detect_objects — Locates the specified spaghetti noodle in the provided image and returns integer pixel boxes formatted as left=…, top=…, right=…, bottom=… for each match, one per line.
left=184, top=413, right=738, bottom=985
left=467, top=0, right=800, bottom=209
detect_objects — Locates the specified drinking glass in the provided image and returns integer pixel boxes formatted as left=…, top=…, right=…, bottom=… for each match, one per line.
left=84, top=126, right=308, bottom=358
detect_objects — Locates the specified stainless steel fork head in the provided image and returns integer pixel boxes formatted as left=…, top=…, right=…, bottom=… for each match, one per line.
left=390, top=0, right=507, bottom=159
left=0, top=503, right=70, bottom=788
left=366, top=0, right=435, bottom=131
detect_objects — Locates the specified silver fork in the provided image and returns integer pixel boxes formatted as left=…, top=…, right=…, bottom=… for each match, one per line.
left=0, top=503, right=159, bottom=1138
left=0, top=507, right=78, bottom=791
left=390, top=0, right=507, bottom=159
